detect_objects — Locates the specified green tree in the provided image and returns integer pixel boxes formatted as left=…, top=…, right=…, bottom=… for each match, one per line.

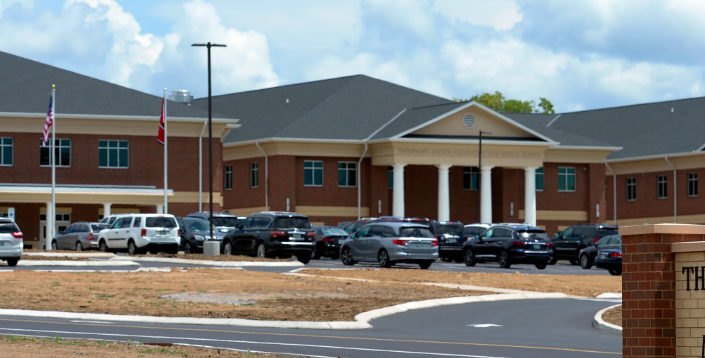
left=453, top=91, right=556, bottom=114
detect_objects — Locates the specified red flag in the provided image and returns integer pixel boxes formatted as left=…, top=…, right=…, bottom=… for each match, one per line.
left=157, top=97, right=165, bottom=145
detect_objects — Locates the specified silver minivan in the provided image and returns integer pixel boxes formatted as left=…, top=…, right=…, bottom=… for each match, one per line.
left=340, top=222, right=438, bottom=269
left=0, top=218, right=23, bottom=266
left=51, top=222, right=108, bottom=251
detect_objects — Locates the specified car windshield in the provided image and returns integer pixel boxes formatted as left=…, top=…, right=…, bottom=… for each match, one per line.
left=436, top=224, right=464, bottom=236
left=0, top=222, right=19, bottom=233
left=145, top=217, right=177, bottom=228
left=399, top=227, right=435, bottom=238
left=518, top=230, right=549, bottom=240
left=90, top=225, right=107, bottom=232
left=274, top=217, right=311, bottom=229
left=185, top=219, right=211, bottom=232
left=212, top=217, right=238, bottom=227
left=322, top=228, right=348, bottom=236
left=597, top=228, right=618, bottom=237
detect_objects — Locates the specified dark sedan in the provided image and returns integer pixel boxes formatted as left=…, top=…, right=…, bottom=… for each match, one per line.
left=176, top=217, right=226, bottom=254
left=578, top=235, right=622, bottom=269
left=595, top=247, right=622, bottom=275
left=311, top=226, right=349, bottom=259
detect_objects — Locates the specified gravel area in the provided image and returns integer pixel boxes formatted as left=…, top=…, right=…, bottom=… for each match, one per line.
left=602, top=305, right=622, bottom=327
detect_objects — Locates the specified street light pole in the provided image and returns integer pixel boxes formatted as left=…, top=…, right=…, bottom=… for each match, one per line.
left=478, top=131, right=491, bottom=223
left=192, top=42, right=226, bottom=244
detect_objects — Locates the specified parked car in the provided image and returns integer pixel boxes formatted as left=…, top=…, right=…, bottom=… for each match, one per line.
left=186, top=212, right=245, bottom=234
left=176, top=216, right=226, bottom=254
left=464, top=223, right=494, bottom=239
left=311, top=226, right=349, bottom=259
left=0, top=218, right=23, bottom=267
left=462, top=224, right=553, bottom=269
left=342, top=218, right=378, bottom=235
left=340, top=222, right=439, bottom=269
left=578, top=235, right=622, bottom=269
left=99, top=213, right=138, bottom=227
left=550, top=224, right=619, bottom=265
left=50, top=222, right=108, bottom=251
left=97, top=214, right=180, bottom=255
left=595, top=247, right=622, bottom=276
left=429, top=221, right=467, bottom=262
left=337, top=221, right=352, bottom=229
left=223, top=211, right=315, bottom=263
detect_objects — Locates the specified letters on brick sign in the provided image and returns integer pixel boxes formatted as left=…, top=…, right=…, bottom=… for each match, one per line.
left=682, top=266, right=705, bottom=290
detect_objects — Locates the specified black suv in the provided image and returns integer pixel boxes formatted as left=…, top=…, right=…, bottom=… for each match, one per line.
left=462, top=225, right=554, bottom=269
left=428, top=221, right=467, bottom=263
left=186, top=212, right=245, bottom=234
left=223, top=212, right=316, bottom=263
left=550, top=224, right=618, bottom=265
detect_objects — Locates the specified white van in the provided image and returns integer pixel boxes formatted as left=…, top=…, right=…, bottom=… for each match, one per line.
left=0, top=218, right=23, bottom=266
left=97, top=214, right=180, bottom=255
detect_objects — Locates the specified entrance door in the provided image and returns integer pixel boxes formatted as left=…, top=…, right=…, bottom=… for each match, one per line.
left=40, top=213, right=72, bottom=249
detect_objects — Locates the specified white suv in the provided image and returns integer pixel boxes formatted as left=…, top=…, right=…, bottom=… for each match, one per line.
left=97, top=214, right=181, bottom=255
left=0, top=218, right=23, bottom=266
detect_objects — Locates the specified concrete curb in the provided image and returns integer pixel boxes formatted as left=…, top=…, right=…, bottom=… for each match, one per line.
left=111, top=257, right=303, bottom=267
left=596, top=293, right=622, bottom=299
left=592, top=304, right=622, bottom=333
left=24, top=252, right=116, bottom=258
left=0, top=292, right=570, bottom=330
left=18, top=260, right=139, bottom=267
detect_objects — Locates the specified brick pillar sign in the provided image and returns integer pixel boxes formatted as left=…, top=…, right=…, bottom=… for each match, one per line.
left=622, top=224, right=705, bottom=358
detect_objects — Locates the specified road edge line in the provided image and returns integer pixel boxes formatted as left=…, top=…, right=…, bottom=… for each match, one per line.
left=592, top=304, right=622, bottom=333
left=111, top=257, right=303, bottom=267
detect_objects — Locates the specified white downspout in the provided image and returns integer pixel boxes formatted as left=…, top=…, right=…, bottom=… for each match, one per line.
left=199, top=119, right=207, bottom=211
left=256, top=142, right=269, bottom=211
left=665, top=157, right=677, bottom=223
left=605, top=163, right=617, bottom=225
left=357, top=142, right=368, bottom=219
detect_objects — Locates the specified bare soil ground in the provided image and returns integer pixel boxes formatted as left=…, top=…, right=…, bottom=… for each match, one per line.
left=0, top=335, right=287, bottom=358
left=0, top=269, right=489, bottom=321
left=301, top=269, right=621, bottom=298
left=132, top=253, right=288, bottom=262
left=602, top=306, right=622, bottom=327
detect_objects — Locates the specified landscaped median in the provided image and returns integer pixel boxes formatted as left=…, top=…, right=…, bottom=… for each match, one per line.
left=298, top=269, right=622, bottom=298
left=111, top=254, right=302, bottom=267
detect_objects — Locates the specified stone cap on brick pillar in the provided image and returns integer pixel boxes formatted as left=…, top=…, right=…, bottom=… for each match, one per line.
left=620, top=223, right=705, bottom=237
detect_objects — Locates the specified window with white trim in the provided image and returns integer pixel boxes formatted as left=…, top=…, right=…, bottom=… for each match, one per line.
left=535, top=167, right=545, bottom=191
left=689, top=173, right=698, bottom=197
left=304, top=160, right=323, bottom=186
left=250, top=163, right=259, bottom=188
left=224, top=165, right=233, bottom=190
left=626, top=178, right=636, bottom=201
left=338, top=162, right=357, bottom=187
left=657, top=175, right=668, bottom=199
left=0, top=137, right=12, bottom=166
left=98, top=140, right=128, bottom=168
left=40, top=139, right=71, bottom=167
left=558, top=167, right=576, bottom=192
left=462, top=167, right=479, bottom=190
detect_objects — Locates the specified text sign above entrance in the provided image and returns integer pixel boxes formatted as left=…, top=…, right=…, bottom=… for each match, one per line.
left=396, top=148, right=542, bottom=158
left=682, top=266, right=705, bottom=290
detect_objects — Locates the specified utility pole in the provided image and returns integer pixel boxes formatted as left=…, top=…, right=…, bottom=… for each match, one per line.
left=192, top=42, right=226, bottom=243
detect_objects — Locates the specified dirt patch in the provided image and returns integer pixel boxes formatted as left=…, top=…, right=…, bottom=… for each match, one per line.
left=301, top=269, right=621, bottom=298
left=133, top=253, right=288, bottom=262
left=0, top=335, right=287, bottom=358
left=602, top=305, right=622, bottom=327
left=20, top=256, right=93, bottom=261
left=0, top=269, right=490, bottom=321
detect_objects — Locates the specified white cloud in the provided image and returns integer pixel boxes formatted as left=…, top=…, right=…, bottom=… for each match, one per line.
left=432, top=0, right=522, bottom=31
left=360, top=0, right=436, bottom=40
left=0, top=0, right=32, bottom=18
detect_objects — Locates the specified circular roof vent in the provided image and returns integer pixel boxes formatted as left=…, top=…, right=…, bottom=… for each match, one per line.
left=462, top=113, right=476, bottom=128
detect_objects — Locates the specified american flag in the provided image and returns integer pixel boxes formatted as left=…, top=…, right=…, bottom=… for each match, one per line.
left=42, top=95, right=53, bottom=147
left=157, top=97, right=165, bottom=145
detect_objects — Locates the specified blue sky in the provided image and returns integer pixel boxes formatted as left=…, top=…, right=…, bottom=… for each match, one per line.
left=1, top=0, right=703, bottom=112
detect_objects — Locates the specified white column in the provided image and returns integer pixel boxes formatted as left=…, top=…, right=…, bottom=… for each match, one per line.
left=392, top=163, right=406, bottom=217
left=480, top=166, right=494, bottom=223
left=524, top=167, right=537, bottom=227
left=45, top=202, right=53, bottom=250
left=157, top=205, right=164, bottom=214
left=103, top=203, right=112, bottom=218
left=437, top=164, right=451, bottom=221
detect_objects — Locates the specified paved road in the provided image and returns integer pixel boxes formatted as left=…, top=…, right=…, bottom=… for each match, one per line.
left=0, top=298, right=620, bottom=358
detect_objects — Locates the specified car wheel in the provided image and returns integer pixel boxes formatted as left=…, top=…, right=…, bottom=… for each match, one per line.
left=6, top=258, right=19, bottom=267
left=183, top=242, right=193, bottom=255
left=341, top=247, right=355, bottom=266
left=296, top=254, right=311, bottom=264
left=535, top=262, right=548, bottom=270
left=498, top=250, right=512, bottom=269
left=580, top=254, right=592, bottom=269
left=51, top=240, right=58, bottom=251
left=419, top=261, right=433, bottom=270
left=75, top=242, right=83, bottom=252
left=463, top=249, right=477, bottom=267
left=127, top=240, right=140, bottom=256
left=223, top=240, right=233, bottom=255
left=256, top=242, right=267, bottom=258
left=569, top=259, right=579, bottom=265
left=609, top=269, right=622, bottom=276
left=99, top=240, right=108, bottom=252
left=311, top=246, right=322, bottom=260
left=378, top=249, right=392, bottom=268
left=548, top=257, right=558, bottom=265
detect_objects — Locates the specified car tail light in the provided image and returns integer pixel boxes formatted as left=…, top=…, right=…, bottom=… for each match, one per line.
left=307, top=232, right=316, bottom=238
left=547, top=242, right=554, bottom=247
left=87, top=233, right=94, bottom=241
left=430, top=239, right=438, bottom=247
left=323, top=237, right=335, bottom=243
left=11, top=231, right=23, bottom=240
left=512, top=241, right=526, bottom=246
left=392, top=239, right=409, bottom=246
left=271, top=231, right=286, bottom=238
left=178, top=230, right=181, bottom=237
left=141, top=229, right=147, bottom=237
left=610, top=252, right=622, bottom=258
left=593, top=238, right=599, bottom=243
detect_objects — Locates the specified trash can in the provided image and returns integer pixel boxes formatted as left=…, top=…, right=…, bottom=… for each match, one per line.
left=203, top=241, right=221, bottom=257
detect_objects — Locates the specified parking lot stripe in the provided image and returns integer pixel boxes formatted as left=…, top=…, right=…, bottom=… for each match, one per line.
left=0, top=318, right=621, bottom=355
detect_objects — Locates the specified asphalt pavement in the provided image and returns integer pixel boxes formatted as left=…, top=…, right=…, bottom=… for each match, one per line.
left=0, top=298, right=620, bottom=358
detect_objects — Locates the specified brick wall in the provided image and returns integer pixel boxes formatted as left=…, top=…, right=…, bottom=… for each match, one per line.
left=622, top=227, right=705, bottom=358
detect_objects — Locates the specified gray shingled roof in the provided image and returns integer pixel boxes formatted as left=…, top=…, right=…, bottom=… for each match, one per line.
left=0, top=51, right=225, bottom=119
left=370, top=102, right=464, bottom=140
left=504, top=113, right=618, bottom=148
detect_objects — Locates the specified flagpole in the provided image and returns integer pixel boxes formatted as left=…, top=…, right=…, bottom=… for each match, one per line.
left=163, top=88, right=168, bottom=214
left=50, top=84, right=56, bottom=250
